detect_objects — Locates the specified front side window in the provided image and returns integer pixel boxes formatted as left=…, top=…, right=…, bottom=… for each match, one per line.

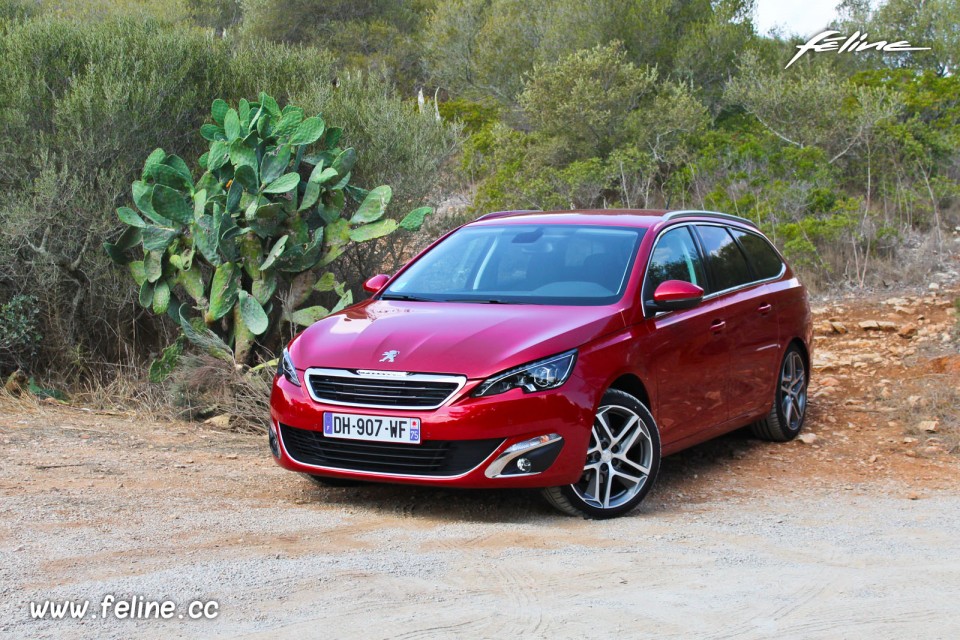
left=731, top=229, right=784, bottom=280
left=644, top=226, right=707, bottom=296
left=383, top=224, right=645, bottom=305
left=695, top=225, right=753, bottom=292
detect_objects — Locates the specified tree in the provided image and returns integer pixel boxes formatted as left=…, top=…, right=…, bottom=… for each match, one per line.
left=724, top=52, right=901, bottom=164
left=520, top=43, right=659, bottom=159
left=185, top=0, right=243, bottom=35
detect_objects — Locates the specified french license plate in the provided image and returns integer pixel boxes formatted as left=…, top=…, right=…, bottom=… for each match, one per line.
left=323, top=412, right=421, bottom=444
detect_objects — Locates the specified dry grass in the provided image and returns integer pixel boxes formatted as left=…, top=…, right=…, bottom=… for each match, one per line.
left=4, top=354, right=272, bottom=433
left=897, top=373, right=960, bottom=456
left=69, top=363, right=170, bottom=414
left=168, top=354, right=272, bottom=433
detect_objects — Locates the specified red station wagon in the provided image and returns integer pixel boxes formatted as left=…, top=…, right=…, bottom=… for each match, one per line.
left=269, top=209, right=813, bottom=518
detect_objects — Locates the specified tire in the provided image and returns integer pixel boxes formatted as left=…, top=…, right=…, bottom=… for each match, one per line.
left=302, top=473, right=362, bottom=488
left=542, top=389, right=661, bottom=519
left=751, top=343, right=808, bottom=442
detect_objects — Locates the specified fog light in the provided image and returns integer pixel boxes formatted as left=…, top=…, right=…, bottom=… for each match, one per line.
left=268, top=423, right=280, bottom=458
left=484, top=433, right=564, bottom=478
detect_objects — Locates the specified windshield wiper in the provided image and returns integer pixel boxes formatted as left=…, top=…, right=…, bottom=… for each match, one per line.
left=379, top=293, right=434, bottom=302
left=457, top=298, right=513, bottom=304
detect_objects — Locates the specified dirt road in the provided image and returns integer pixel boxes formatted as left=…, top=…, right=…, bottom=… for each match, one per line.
left=1, top=284, right=958, bottom=639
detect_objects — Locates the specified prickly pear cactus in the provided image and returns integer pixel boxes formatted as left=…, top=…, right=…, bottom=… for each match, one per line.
left=104, top=92, right=432, bottom=377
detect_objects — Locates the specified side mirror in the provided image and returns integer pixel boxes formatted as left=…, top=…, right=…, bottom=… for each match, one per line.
left=649, top=280, right=704, bottom=312
left=362, top=274, right=390, bottom=294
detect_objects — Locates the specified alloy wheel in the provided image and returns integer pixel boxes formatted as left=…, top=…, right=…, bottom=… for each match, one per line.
left=571, top=404, right=654, bottom=510
left=779, top=350, right=807, bottom=432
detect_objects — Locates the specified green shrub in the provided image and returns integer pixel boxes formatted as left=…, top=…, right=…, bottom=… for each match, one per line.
left=105, top=92, right=434, bottom=373
left=0, top=294, right=41, bottom=373
left=0, top=15, right=457, bottom=380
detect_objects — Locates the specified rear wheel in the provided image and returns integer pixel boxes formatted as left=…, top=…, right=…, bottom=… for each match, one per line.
left=542, top=389, right=661, bottom=519
left=751, top=344, right=808, bottom=442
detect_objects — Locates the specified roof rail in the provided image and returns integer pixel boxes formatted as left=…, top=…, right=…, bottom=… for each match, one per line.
left=474, top=209, right=541, bottom=221
left=663, top=209, right=758, bottom=228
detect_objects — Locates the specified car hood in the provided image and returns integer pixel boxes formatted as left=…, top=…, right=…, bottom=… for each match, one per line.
left=290, top=300, right=625, bottom=379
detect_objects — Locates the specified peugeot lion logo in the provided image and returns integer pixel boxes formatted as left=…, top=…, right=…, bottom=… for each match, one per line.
left=379, top=350, right=400, bottom=363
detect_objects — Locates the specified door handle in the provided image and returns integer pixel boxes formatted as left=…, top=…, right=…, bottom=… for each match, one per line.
left=710, top=320, right=726, bottom=334
left=757, top=303, right=773, bottom=315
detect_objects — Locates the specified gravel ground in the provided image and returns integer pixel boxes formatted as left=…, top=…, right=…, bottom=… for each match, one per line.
left=1, top=402, right=959, bottom=640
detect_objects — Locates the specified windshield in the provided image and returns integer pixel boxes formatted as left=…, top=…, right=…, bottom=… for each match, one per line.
left=382, top=224, right=645, bottom=305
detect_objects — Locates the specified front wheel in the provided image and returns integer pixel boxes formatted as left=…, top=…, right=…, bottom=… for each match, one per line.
left=542, top=389, right=661, bottom=519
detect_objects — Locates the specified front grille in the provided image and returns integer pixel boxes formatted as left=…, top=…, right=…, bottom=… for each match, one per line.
left=305, top=369, right=464, bottom=409
left=279, top=423, right=502, bottom=476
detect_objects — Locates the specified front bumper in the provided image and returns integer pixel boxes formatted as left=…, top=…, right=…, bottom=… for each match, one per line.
left=269, top=371, right=595, bottom=489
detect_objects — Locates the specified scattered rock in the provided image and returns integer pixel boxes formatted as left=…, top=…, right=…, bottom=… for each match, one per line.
left=919, top=420, right=940, bottom=433
left=905, top=450, right=917, bottom=458
left=859, top=320, right=898, bottom=332
left=204, top=415, right=232, bottom=429
left=922, top=446, right=940, bottom=456
left=819, top=376, right=842, bottom=387
left=931, top=355, right=960, bottom=374
left=798, top=433, right=818, bottom=445
left=868, top=454, right=879, bottom=463
left=225, top=454, right=239, bottom=460
left=907, top=491, right=920, bottom=500
left=928, top=282, right=940, bottom=291
left=829, top=321, right=848, bottom=334
left=897, top=323, right=918, bottom=338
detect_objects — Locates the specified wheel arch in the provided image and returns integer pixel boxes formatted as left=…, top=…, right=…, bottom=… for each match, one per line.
left=608, top=373, right=651, bottom=409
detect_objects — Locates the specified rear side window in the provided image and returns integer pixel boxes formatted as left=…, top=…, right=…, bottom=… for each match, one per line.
left=644, top=226, right=707, bottom=294
left=695, top=225, right=753, bottom=292
left=731, top=229, right=784, bottom=280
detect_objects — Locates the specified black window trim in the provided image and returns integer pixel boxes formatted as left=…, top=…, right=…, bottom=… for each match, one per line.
left=640, top=223, right=709, bottom=317
left=640, top=221, right=785, bottom=318
left=693, top=222, right=786, bottom=298
left=728, top=227, right=787, bottom=283
left=692, top=223, right=757, bottom=293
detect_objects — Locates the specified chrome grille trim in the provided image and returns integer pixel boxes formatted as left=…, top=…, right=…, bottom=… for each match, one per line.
left=304, top=367, right=467, bottom=410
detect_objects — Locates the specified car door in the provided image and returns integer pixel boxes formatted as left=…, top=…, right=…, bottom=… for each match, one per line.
left=641, top=225, right=732, bottom=446
left=694, top=224, right=781, bottom=423
left=728, top=228, right=789, bottom=419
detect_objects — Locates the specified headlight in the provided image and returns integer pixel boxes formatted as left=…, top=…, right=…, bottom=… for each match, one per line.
left=473, top=350, right=577, bottom=397
left=277, top=347, right=301, bottom=387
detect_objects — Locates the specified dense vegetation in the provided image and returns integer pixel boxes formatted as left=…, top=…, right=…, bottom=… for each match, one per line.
left=0, top=0, right=957, bottom=397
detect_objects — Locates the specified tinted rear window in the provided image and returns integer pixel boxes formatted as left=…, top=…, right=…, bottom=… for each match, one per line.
left=695, top=225, right=753, bottom=292
left=731, top=229, right=784, bottom=280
